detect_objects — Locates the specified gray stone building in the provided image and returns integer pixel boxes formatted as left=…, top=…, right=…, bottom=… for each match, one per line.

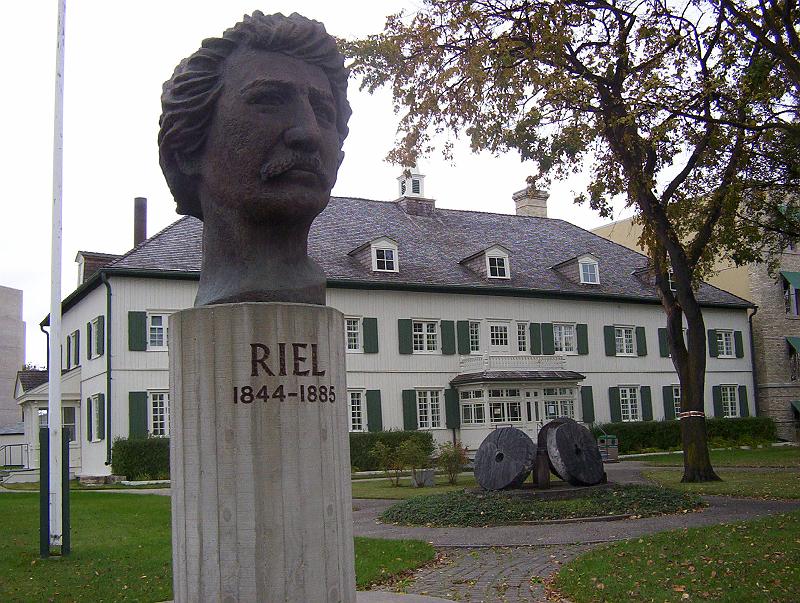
left=0, top=285, right=25, bottom=427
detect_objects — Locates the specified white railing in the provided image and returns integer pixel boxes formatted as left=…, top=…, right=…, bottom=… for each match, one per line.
left=458, top=353, right=567, bottom=373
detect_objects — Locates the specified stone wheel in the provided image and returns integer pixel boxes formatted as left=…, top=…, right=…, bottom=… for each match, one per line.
left=474, top=427, right=536, bottom=490
left=545, top=418, right=605, bottom=486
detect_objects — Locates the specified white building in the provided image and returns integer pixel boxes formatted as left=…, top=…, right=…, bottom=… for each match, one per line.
left=16, top=186, right=755, bottom=477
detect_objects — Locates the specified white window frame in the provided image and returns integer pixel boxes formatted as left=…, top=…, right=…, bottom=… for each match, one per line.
left=348, top=389, right=366, bottom=432
left=88, top=316, right=103, bottom=359
left=412, top=320, right=439, bottom=353
left=579, top=258, right=599, bottom=284
left=91, top=393, right=103, bottom=441
left=147, top=312, right=170, bottom=351
left=67, top=330, right=80, bottom=369
left=516, top=322, right=528, bottom=353
left=416, top=389, right=443, bottom=429
left=543, top=387, right=576, bottom=420
left=371, top=239, right=399, bottom=273
left=459, top=389, right=486, bottom=425
left=149, top=391, right=170, bottom=437
left=486, top=253, right=510, bottom=279
left=720, top=384, right=739, bottom=418
left=615, top=325, right=636, bottom=356
left=667, top=268, right=677, bottom=292
left=784, top=278, right=800, bottom=316
left=345, top=317, right=362, bottom=353
left=716, top=330, right=735, bottom=358
left=618, top=386, right=641, bottom=422
left=468, top=321, right=481, bottom=354
left=488, top=321, right=511, bottom=352
left=672, top=385, right=682, bottom=416
left=487, top=388, right=523, bottom=424
left=553, top=322, right=577, bottom=354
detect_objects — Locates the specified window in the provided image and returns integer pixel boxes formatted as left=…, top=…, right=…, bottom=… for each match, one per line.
left=487, top=255, right=509, bottom=278
left=460, top=389, right=486, bottom=424
left=553, top=323, right=577, bottom=354
left=88, top=316, right=104, bottom=359
left=487, top=388, right=522, bottom=423
left=412, top=320, right=438, bottom=352
left=716, top=330, right=735, bottom=358
left=784, top=278, right=800, bottom=315
left=66, top=330, right=79, bottom=369
left=416, top=390, right=442, bottom=428
left=619, top=386, right=640, bottom=422
left=517, top=322, right=528, bottom=352
left=720, top=385, right=739, bottom=418
left=579, top=259, right=599, bottom=284
left=374, top=248, right=396, bottom=271
left=667, top=268, right=677, bottom=292
left=489, top=323, right=509, bottom=351
left=148, top=314, right=169, bottom=349
left=349, top=390, right=365, bottom=432
left=615, top=326, right=636, bottom=356
left=345, top=317, right=362, bottom=352
left=38, top=407, right=77, bottom=443
left=150, top=392, right=170, bottom=436
left=543, top=387, right=576, bottom=419
left=90, top=393, right=103, bottom=440
left=792, top=348, right=799, bottom=381
left=672, top=385, right=682, bottom=416
left=469, top=321, right=481, bottom=353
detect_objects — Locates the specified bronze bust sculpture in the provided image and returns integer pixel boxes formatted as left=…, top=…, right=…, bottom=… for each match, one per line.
left=158, top=12, right=351, bottom=306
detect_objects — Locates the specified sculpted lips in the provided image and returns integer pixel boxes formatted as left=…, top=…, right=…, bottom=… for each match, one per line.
left=260, top=152, right=328, bottom=187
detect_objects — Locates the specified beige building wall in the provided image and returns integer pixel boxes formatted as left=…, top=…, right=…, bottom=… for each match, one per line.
left=0, top=285, right=25, bottom=427
left=593, top=217, right=800, bottom=441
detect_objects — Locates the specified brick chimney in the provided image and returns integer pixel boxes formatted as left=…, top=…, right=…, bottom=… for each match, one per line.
left=512, top=188, right=549, bottom=218
left=134, top=197, right=147, bottom=246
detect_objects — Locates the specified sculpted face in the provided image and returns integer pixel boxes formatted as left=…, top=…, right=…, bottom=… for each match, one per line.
left=195, top=48, right=342, bottom=224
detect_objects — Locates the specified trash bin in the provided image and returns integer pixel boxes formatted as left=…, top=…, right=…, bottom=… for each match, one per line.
left=597, top=435, right=619, bottom=462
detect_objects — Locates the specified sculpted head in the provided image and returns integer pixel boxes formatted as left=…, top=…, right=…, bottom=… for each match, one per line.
left=158, top=11, right=351, bottom=224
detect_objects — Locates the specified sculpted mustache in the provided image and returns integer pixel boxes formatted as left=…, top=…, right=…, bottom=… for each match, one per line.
left=260, top=153, right=327, bottom=184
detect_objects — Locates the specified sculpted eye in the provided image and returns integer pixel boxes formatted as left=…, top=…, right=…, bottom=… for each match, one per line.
left=312, top=99, right=335, bottom=125
left=247, top=90, right=286, bottom=107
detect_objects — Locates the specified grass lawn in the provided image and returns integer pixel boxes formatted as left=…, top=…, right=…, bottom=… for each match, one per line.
left=645, top=468, right=800, bottom=499
left=352, top=474, right=478, bottom=499
left=553, top=509, right=800, bottom=602
left=0, top=492, right=433, bottom=601
left=637, top=446, right=800, bottom=468
left=3, top=480, right=170, bottom=491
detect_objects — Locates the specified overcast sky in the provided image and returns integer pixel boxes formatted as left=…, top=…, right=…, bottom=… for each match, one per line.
left=1, top=1, right=631, bottom=367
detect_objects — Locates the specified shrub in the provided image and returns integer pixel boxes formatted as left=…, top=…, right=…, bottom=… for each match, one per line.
left=590, top=417, right=777, bottom=454
left=397, top=439, right=433, bottom=486
left=371, top=441, right=405, bottom=486
left=350, top=431, right=435, bottom=471
left=112, top=437, right=170, bottom=481
left=436, top=441, right=469, bottom=485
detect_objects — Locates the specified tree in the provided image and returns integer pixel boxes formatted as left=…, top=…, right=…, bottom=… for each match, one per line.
left=346, top=0, right=800, bottom=481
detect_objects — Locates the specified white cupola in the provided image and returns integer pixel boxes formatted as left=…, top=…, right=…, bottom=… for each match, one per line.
left=396, top=165, right=426, bottom=198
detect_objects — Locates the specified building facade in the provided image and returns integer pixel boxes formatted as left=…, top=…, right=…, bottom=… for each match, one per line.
left=17, top=192, right=756, bottom=477
left=593, top=217, right=800, bottom=441
left=0, top=285, right=25, bottom=428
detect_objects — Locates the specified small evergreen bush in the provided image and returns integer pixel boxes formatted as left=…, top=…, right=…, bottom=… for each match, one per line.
left=112, top=437, right=170, bottom=481
left=350, top=431, right=435, bottom=471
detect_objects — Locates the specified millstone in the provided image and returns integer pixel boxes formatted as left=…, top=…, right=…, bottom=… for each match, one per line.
left=545, top=418, right=605, bottom=486
left=474, top=427, right=536, bottom=490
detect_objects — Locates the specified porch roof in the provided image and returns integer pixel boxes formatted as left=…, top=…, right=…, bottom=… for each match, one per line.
left=450, top=370, right=585, bottom=386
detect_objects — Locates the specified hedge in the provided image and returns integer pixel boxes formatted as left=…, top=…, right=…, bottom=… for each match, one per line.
left=350, top=430, right=435, bottom=471
left=111, top=437, right=170, bottom=480
left=590, top=417, right=777, bottom=454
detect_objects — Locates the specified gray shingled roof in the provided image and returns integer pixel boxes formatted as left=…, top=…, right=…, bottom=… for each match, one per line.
left=106, top=197, right=749, bottom=307
left=451, top=371, right=586, bottom=386
left=17, top=370, right=48, bottom=393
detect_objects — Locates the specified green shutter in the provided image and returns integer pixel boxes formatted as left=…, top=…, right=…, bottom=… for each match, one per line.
left=445, top=388, right=460, bottom=429
left=362, top=318, right=379, bottom=354
left=636, top=327, right=648, bottom=356
left=128, top=392, right=148, bottom=438
left=529, top=323, right=542, bottom=355
left=576, top=324, right=589, bottom=355
left=456, top=321, right=471, bottom=355
left=712, top=385, right=723, bottom=417
left=97, top=393, right=106, bottom=440
left=96, top=316, right=105, bottom=356
left=75, top=331, right=80, bottom=366
left=641, top=386, right=653, bottom=421
left=65, top=338, right=71, bottom=369
left=441, top=320, right=456, bottom=355
left=86, top=398, right=92, bottom=441
left=663, top=386, right=676, bottom=420
left=734, top=331, right=744, bottom=358
left=604, top=326, right=617, bottom=356
left=738, top=385, right=750, bottom=417
left=609, top=387, right=622, bottom=422
left=541, top=323, right=555, bottom=355
left=580, top=386, right=595, bottom=423
left=708, top=329, right=719, bottom=358
left=86, top=322, right=93, bottom=359
left=128, top=312, right=148, bottom=351
left=366, top=390, right=383, bottom=431
left=402, top=390, right=417, bottom=430
left=658, top=328, right=669, bottom=357
left=398, top=319, right=413, bottom=355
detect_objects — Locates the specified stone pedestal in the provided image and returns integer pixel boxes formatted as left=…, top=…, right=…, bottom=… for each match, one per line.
left=169, top=303, right=355, bottom=603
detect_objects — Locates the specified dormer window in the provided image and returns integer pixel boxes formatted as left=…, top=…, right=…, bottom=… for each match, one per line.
left=485, top=247, right=511, bottom=279
left=579, top=257, right=599, bottom=284
left=375, top=248, right=396, bottom=271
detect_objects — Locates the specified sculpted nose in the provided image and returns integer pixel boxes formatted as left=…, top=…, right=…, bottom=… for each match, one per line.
left=283, top=124, right=321, bottom=152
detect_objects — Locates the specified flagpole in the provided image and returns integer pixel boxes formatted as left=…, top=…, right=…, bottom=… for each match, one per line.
left=47, top=0, right=67, bottom=549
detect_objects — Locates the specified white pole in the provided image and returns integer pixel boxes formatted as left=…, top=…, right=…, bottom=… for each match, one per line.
left=48, top=0, right=67, bottom=547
